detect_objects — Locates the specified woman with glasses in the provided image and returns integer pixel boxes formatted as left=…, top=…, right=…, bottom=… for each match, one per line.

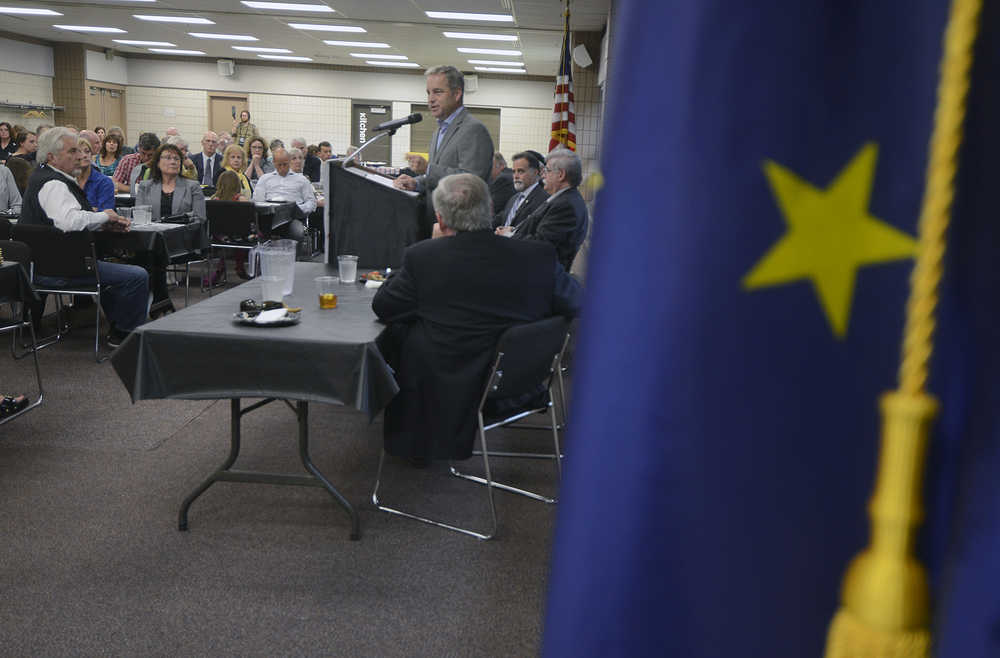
left=243, top=137, right=273, bottom=184
left=136, top=143, right=207, bottom=316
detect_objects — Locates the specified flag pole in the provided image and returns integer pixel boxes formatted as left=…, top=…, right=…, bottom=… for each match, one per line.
left=824, top=0, right=983, bottom=656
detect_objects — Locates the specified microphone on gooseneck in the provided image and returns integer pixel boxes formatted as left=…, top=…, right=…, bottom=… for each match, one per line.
left=374, top=113, right=423, bottom=132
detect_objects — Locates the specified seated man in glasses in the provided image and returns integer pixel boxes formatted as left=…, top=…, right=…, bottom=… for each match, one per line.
left=19, top=127, right=149, bottom=347
left=373, top=173, right=581, bottom=461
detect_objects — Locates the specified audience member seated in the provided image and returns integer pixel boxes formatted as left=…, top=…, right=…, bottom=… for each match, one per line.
left=94, top=126, right=106, bottom=141
left=136, top=143, right=208, bottom=315
left=75, top=138, right=115, bottom=212
left=19, top=127, right=149, bottom=346
left=164, top=135, right=198, bottom=180
left=192, top=131, right=223, bottom=186
left=112, top=132, right=160, bottom=194
left=489, top=152, right=515, bottom=215
left=108, top=126, right=133, bottom=155
left=96, top=133, right=122, bottom=177
left=268, top=139, right=284, bottom=160
left=232, top=110, right=257, bottom=149
left=251, top=148, right=316, bottom=219
left=493, top=150, right=548, bottom=229
left=496, top=148, right=589, bottom=272
left=291, top=137, right=321, bottom=182
left=221, top=145, right=252, bottom=199
left=0, top=122, right=17, bottom=164
left=79, top=130, right=102, bottom=158
left=372, top=173, right=582, bottom=460
left=5, top=156, right=30, bottom=196
left=0, top=163, right=22, bottom=213
left=10, top=131, right=37, bottom=163
left=318, top=141, right=333, bottom=161
left=212, top=170, right=242, bottom=202
left=399, top=152, right=428, bottom=178
left=244, top=137, right=274, bottom=184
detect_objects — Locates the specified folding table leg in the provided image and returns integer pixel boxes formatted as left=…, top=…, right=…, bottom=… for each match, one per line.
left=295, top=401, right=360, bottom=540
left=178, top=398, right=242, bottom=530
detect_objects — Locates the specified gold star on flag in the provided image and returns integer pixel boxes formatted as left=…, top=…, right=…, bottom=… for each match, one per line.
left=743, top=142, right=918, bottom=338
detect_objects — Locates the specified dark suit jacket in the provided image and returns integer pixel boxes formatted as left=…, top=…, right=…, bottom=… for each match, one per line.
left=192, top=152, right=223, bottom=185
left=303, top=154, right=322, bottom=183
left=513, top=186, right=589, bottom=271
left=372, top=230, right=581, bottom=459
left=493, top=182, right=548, bottom=229
left=489, top=168, right=514, bottom=215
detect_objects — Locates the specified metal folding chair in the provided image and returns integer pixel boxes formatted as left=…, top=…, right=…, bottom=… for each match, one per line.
left=0, top=240, right=43, bottom=424
left=206, top=200, right=265, bottom=286
left=12, top=224, right=105, bottom=362
left=372, top=315, right=570, bottom=540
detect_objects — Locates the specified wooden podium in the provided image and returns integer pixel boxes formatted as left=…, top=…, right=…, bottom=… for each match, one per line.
left=323, top=160, right=423, bottom=269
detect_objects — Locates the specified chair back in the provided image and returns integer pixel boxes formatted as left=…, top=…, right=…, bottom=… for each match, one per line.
left=0, top=239, right=31, bottom=268
left=206, top=200, right=258, bottom=241
left=486, top=316, right=570, bottom=401
left=0, top=217, right=11, bottom=240
left=11, top=224, right=96, bottom=279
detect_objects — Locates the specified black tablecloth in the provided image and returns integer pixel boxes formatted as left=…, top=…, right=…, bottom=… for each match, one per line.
left=0, top=261, right=37, bottom=304
left=95, top=220, right=209, bottom=261
left=111, top=262, right=398, bottom=419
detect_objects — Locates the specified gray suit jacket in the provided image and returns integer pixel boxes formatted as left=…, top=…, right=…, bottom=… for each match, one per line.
left=419, top=107, right=494, bottom=191
left=136, top=177, right=207, bottom=222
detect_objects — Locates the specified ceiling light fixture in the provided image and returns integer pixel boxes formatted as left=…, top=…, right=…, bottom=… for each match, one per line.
left=456, top=47, right=521, bottom=56
left=258, top=54, right=313, bottom=61
left=114, top=39, right=176, bottom=46
left=443, top=32, right=517, bottom=41
left=425, top=11, right=513, bottom=22
left=242, top=1, right=333, bottom=11
left=149, top=48, right=205, bottom=55
left=349, top=53, right=406, bottom=59
left=53, top=25, right=127, bottom=33
left=474, top=66, right=526, bottom=73
left=233, top=46, right=293, bottom=53
left=467, top=59, right=523, bottom=66
left=288, top=23, right=364, bottom=32
left=366, top=61, right=420, bottom=68
left=323, top=40, right=389, bottom=48
left=134, top=15, right=214, bottom=24
left=189, top=32, right=259, bottom=41
left=0, top=8, right=63, bottom=15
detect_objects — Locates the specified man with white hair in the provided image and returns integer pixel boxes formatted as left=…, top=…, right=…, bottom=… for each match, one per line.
left=192, top=131, right=222, bottom=186
left=497, top=148, right=589, bottom=272
left=372, top=172, right=581, bottom=460
left=290, top=137, right=321, bottom=182
left=164, top=135, right=198, bottom=180
left=19, top=127, right=149, bottom=345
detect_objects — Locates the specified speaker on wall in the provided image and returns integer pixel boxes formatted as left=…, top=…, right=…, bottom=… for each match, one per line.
left=465, top=74, right=479, bottom=93
left=217, top=59, right=236, bottom=77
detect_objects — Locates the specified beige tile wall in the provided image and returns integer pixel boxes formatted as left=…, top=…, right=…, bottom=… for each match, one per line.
left=125, top=87, right=208, bottom=144
left=248, top=93, right=351, bottom=153
left=499, top=107, right=554, bottom=161
left=389, top=101, right=412, bottom=166
left=0, top=71, right=55, bottom=131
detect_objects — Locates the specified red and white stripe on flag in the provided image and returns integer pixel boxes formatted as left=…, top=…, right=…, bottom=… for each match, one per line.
left=549, top=29, right=576, bottom=152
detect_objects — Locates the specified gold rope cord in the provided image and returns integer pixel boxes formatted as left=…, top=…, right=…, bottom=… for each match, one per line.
left=824, top=0, right=983, bottom=656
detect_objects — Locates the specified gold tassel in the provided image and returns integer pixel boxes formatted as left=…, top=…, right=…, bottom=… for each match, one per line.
left=824, top=0, right=982, bottom=655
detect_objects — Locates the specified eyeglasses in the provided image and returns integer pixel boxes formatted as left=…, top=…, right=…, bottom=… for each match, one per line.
left=160, top=155, right=181, bottom=162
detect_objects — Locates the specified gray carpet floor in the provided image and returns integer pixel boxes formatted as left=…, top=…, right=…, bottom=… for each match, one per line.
left=0, top=273, right=564, bottom=657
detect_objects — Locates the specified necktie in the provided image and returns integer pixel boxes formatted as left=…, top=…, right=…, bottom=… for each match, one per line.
left=504, top=192, right=525, bottom=226
left=203, top=157, right=212, bottom=185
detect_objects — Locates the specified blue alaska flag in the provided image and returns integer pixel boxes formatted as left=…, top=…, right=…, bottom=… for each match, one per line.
left=542, top=1, right=1000, bottom=656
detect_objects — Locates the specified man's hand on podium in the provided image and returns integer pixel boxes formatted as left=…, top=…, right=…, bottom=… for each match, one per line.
left=394, top=174, right=417, bottom=191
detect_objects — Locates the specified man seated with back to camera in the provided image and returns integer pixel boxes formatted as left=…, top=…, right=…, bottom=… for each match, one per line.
left=496, top=147, right=589, bottom=272
left=19, top=127, right=149, bottom=347
left=372, top=173, right=581, bottom=461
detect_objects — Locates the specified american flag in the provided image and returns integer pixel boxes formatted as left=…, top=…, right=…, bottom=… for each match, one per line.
left=549, top=10, right=576, bottom=152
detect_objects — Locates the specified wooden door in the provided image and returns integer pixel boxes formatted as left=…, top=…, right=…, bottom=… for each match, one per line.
left=209, top=95, right=249, bottom=136
left=86, top=82, right=127, bottom=136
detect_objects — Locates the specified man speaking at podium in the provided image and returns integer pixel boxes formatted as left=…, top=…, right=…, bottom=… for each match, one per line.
left=393, top=65, right=494, bottom=230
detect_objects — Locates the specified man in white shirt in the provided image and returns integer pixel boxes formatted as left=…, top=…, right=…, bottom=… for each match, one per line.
left=251, top=149, right=317, bottom=217
left=19, top=127, right=149, bottom=345
left=0, top=165, right=21, bottom=213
